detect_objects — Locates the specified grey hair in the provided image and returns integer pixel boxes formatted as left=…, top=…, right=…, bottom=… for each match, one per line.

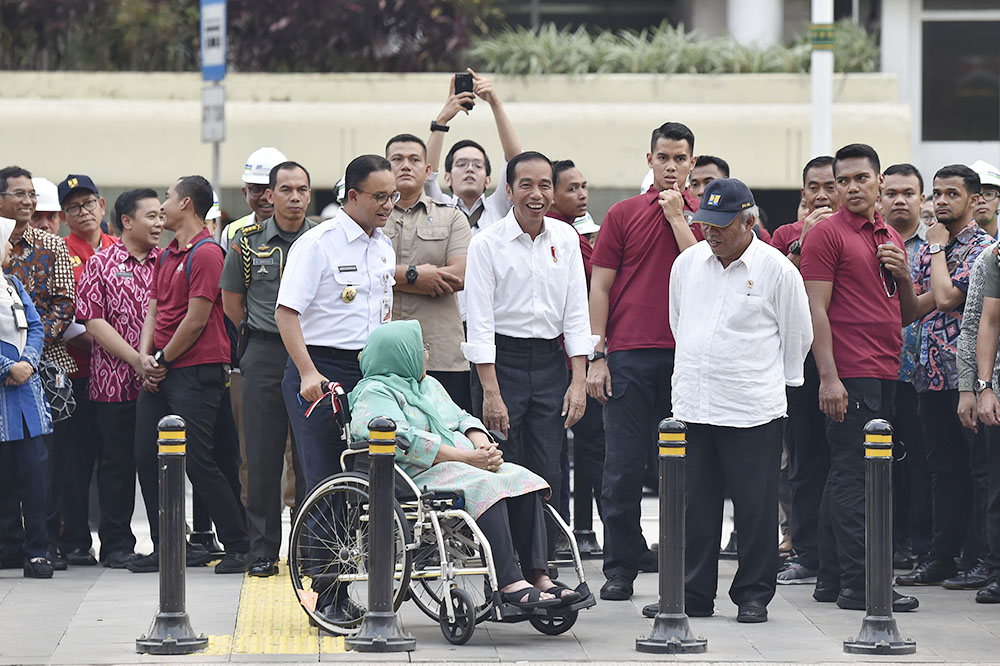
left=738, top=205, right=759, bottom=226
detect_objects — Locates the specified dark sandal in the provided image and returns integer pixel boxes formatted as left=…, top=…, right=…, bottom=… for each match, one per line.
left=542, top=582, right=582, bottom=605
left=501, top=586, right=562, bottom=609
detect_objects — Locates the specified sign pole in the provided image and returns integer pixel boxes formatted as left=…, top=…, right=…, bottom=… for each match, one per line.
left=200, top=0, right=226, bottom=241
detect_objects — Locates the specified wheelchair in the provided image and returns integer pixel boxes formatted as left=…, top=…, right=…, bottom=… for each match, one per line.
left=287, top=383, right=596, bottom=644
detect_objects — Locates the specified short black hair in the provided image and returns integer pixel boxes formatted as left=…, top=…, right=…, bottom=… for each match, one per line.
left=174, top=175, right=214, bottom=220
left=934, top=164, right=981, bottom=195
left=344, top=154, right=392, bottom=195
left=552, top=160, right=577, bottom=187
left=694, top=155, right=730, bottom=177
left=802, top=156, right=835, bottom=185
left=506, top=151, right=554, bottom=184
left=385, top=133, right=427, bottom=157
left=113, top=188, right=158, bottom=234
left=883, top=163, right=924, bottom=194
left=445, top=139, right=491, bottom=177
left=833, top=143, right=880, bottom=177
left=650, top=122, right=695, bottom=154
left=0, top=166, right=32, bottom=194
left=268, top=161, right=311, bottom=191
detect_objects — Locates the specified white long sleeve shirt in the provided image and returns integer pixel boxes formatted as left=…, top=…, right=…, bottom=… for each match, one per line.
left=462, top=210, right=594, bottom=364
left=669, top=237, right=812, bottom=428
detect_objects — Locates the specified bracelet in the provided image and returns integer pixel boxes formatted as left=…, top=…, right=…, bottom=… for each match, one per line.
left=430, top=121, right=450, bottom=133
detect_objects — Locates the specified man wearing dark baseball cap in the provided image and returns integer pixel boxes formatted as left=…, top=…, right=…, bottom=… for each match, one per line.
left=662, top=177, right=813, bottom=622
left=55, top=173, right=116, bottom=567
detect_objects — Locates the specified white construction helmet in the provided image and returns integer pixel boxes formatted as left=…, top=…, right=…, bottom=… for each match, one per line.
left=970, top=160, right=1000, bottom=190
left=32, top=177, right=61, bottom=212
left=241, top=146, right=288, bottom=184
left=207, top=190, right=221, bottom=221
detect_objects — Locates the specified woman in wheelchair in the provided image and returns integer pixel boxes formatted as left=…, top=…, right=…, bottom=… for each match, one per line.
left=347, top=320, right=580, bottom=609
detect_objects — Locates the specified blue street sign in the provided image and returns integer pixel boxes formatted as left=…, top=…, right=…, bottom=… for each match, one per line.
left=200, top=0, right=227, bottom=82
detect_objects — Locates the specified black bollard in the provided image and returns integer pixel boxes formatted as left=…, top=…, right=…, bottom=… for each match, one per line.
left=136, top=416, right=208, bottom=655
left=844, top=419, right=916, bottom=655
left=346, top=417, right=416, bottom=652
left=636, top=419, right=707, bottom=654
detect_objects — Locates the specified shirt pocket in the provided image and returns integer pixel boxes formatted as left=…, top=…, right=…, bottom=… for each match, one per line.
left=415, top=224, right=450, bottom=242
left=251, top=256, right=279, bottom=281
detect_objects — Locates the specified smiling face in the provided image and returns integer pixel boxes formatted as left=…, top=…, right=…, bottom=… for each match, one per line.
left=0, top=175, right=36, bottom=225
left=243, top=181, right=272, bottom=219
left=647, top=138, right=693, bottom=193
left=445, top=145, right=489, bottom=201
left=123, top=197, right=163, bottom=250
left=552, top=166, right=588, bottom=219
left=506, top=158, right=554, bottom=228
left=835, top=157, right=882, bottom=219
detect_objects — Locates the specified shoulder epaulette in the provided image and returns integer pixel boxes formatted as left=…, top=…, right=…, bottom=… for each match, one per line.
left=240, top=222, right=264, bottom=237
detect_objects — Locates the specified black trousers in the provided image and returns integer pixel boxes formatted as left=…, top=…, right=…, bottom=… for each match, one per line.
left=471, top=335, right=567, bottom=513
left=192, top=385, right=245, bottom=534
left=600, top=348, right=673, bottom=581
left=571, top=395, right=605, bottom=529
left=56, top=377, right=102, bottom=553
left=93, top=400, right=138, bottom=558
left=685, top=419, right=782, bottom=611
left=281, top=351, right=361, bottom=496
left=135, top=363, right=248, bottom=552
left=892, top=381, right=932, bottom=557
left=429, top=369, right=473, bottom=415
left=984, top=425, right=1000, bottom=570
left=476, top=491, right=550, bottom=589
left=0, top=434, right=49, bottom=560
left=243, top=336, right=299, bottom=560
left=784, top=353, right=828, bottom=571
left=818, top=378, right=896, bottom=592
left=920, top=388, right=987, bottom=566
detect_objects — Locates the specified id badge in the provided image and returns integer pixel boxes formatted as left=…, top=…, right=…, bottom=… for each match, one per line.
left=381, top=294, right=392, bottom=323
left=55, top=370, right=67, bottom=389
left=11, top=302, right=27, bottom=331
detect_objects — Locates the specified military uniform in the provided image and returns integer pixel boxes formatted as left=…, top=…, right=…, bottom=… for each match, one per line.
left=220, top=215, right=316, bottom=563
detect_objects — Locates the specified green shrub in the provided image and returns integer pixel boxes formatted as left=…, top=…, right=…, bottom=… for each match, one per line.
left=465, top=20, right=878, bottom=75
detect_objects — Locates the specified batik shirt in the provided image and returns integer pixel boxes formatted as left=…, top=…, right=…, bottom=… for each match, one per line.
left=914, top=221, right=993, bottom=392
left=898, top=225, right=926, bottom=383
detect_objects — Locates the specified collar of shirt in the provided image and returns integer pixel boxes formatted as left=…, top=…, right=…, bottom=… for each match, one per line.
left=393, top=191, right=445, bottom=216
left=840, top=208, right=888, bottom=233
left=333, top=207, right=390, bottom=246
left=952, top=220, right=983, bottom=247
left=109, top=239, right=157, bottom=266
left=454, top=193, right=486, bottom=218
left=696, top=234, right=761, bottom=270
left=640, top=186, right=699, bottom=211
left=902, top=223, right=927, bottom=244
left=166, top=227, right=212, bottom=255
left=499, top=210, right=552, bottom=243
left=65, top=230, right=114, bottom=257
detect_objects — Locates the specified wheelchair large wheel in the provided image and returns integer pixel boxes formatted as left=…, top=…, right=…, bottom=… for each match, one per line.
left=288, top=473, right=411, bottom=635
left=408, top=515, right=493, bottom=624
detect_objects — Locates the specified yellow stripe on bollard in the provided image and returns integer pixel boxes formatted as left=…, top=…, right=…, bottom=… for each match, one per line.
left=158, top=430, right=185, bottom=440
left=865, top=434, right=892, bottom=443
left=659, top=432, right=685, bottom=442
left=659, top=446, right=685, bottom=457
left=368, top=430, right=395, bottom=440
left=158, top=443, right=186, bottom=454
left=865, top=448, right=892, bottom=458
left=368, top=443, right=395, bottom=454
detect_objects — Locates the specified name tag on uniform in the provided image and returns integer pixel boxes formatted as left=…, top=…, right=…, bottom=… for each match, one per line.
left=115, top=270, right=134, bottom=279
left=381, top=294, right=392, bottom=323
left=338, top=265, right=358, bottom=272
left=252, top=257, right=275, bottom=265
left=11, top=302, right=27, bottom=330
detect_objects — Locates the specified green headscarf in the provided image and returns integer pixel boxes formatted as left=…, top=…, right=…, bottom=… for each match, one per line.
left=348, top=320, right=463, bottom=447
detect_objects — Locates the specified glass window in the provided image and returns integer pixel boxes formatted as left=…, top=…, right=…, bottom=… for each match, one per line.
left=922, top=21, right=1000, bottom=141
left=924, top=0, right=1000, bottom=9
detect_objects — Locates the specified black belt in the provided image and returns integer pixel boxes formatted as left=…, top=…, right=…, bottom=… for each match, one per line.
left=248, top=329, right=282, bottom=343
left=495, top=333, right=562, bottom=352
left=307, top=345, right=361, bottom=362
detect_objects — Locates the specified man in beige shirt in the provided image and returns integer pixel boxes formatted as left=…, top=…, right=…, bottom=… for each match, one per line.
left=383, top=133, right=473, bottom=409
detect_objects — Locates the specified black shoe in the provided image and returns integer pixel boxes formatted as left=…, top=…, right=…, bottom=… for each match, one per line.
left=103, top=551, right=140, bottom=569
left=737, top=601, right=768, bottom=623
left=599, top=574, right=633, bottom=600
left=554, top=532, right=573, bottom=560
left=63, top=548, right=98, bottom=566
left=186, top=543, right=215, bottom=567
left=893, top=547, right=917, bottom=570
left=813, top=580, right=839, bottom=602
left=126, top=552, right=159, bottom=573
left=977, top=579, right=1000, bottom=603
left=189, top=530, right=225, bottom=557
left=943, top=560, right=992, bottom=589
left=47, top=549, right=68, bottom=571
left=215, top=552, right=249, bottom=574
left=642, top=602, right=712, bottom=618
left=248, top=556, right=279, bottom=577
left=836, top=587, right=919, bottom=612
left=642, top=603, right=657, bottom=618
left=638, top=549, right=658, bottom=573
left=720, top=531, right=738, bottom=560
left=319, top=597, right=365, bottom=625
left=23, top=557, right=54, bottom=579
left=895, top=557, right=957, bottom=586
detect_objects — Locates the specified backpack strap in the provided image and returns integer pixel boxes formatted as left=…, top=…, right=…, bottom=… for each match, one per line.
left=183, top=237, right=218, bottom=280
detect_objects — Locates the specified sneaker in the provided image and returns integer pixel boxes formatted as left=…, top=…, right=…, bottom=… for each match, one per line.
left=23, top=557, right=54, bottom=579
left=895, top=557, right=957, bottom=586
left=943, top=560, right=992, bottom=590
left=776, top=561, right=817, bottom=585
left=215, top=552, right=250, bottom=574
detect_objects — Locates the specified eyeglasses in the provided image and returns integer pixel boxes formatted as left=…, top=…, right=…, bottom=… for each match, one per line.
left=980, top=189, right=1000, bottom=202
left=358, top=190, right=401, bottom=206
left=246, top=183, right=267, bottom=197
left=65, top=198, right=99, bottom=217
left=0, top=190, right=37, bottom=201
left=453, top=159, right=485, bottom=171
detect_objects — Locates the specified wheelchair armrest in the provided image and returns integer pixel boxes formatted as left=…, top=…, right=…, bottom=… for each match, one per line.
left=348, top=438, right=369, bottom=451
left=488, top=429, right=507, bottom=443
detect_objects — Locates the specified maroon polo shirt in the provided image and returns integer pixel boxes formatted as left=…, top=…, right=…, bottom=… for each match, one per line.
left=151, top=228, right=229, bottom=369
left=799, top=208, right=905, bottom=380
left=770, top=219, right=804, bottom=254
left=591, top=186, right=699, bottom=352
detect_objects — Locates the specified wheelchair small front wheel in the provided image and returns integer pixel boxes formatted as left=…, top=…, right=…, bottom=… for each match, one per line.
left=529, top=608, right=578, bottom=635
left=439, top=587, right=476, bottom=645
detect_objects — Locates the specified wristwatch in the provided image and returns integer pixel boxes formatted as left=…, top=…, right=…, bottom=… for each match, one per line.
left=977, top=378, right=993, bottom=393
left=406, top=265, right=419, bottom=285
left=928, top=243, right=944, bottom=255
left=590, top=350, right=606, bottom=361
left=430, top=121, right=450, bottom=133
left=153, top=349, right=171, bottom=368
left=788, top=240, right=802, bottom=256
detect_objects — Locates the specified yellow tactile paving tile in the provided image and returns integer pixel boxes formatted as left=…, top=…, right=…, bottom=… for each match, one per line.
left=207, top=560, right=347, bottom=655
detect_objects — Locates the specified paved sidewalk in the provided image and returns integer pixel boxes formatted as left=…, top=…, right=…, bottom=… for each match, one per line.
left=3, top=495, right=1000, bottom=664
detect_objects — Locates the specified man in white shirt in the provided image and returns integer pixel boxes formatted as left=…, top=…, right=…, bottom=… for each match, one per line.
left=666, top=178, right=812, bottom=624
left=463, top=151, right=593, bottom=522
